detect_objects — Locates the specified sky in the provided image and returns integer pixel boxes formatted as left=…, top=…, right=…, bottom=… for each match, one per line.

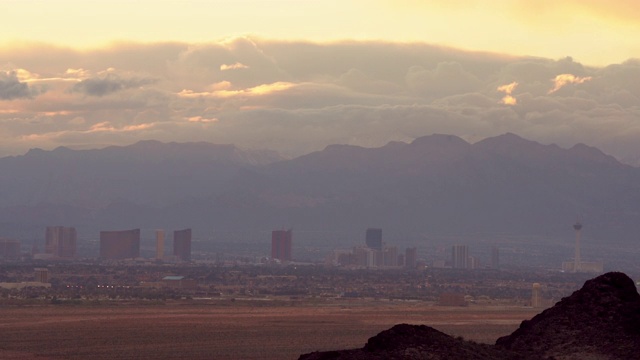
left=1, top=0, right=640, bottom=164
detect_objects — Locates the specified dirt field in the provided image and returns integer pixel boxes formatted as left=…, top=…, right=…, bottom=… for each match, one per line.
left=0, top=300, right=538, bottom=360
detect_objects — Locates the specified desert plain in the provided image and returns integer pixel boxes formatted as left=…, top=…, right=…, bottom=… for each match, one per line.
left=0, top=300, right=538, bottom=359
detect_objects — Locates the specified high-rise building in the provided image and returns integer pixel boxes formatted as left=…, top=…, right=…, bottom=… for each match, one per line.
left=0, top=238, right=20, bottom=259
left=451, top=245, right=469, bottom=269
left=353, top=246, right=375, bottom=267
left=99, top=229, right=140, bottom=260
left=397, top=253, right=405, bottom=267
left=531, top=283, right=542, bottom=308
left=405, top=247, right=417, bottom=269
left=383, top=246, right=398, bottom=267
left=156, top=229, right=165, bottom=260
left=271, top=229, right=292, bottom=261
left=468, top=256, right=480, bottom=269
left=562, top=221, right=604, bottom=273
left=365, top=228, right=382, bottom=250
left=173, top=229, right=192, bottom=262
left=45, top=226, right=77, bottom=258
left=34, top=268, right=49, bottom=283
left=491, top=246, right=500, bottom=269
left=573, top=221, right=582, bottom=273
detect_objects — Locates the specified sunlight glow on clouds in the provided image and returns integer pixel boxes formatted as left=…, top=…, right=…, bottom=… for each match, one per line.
left=187, top=116, right=218, bottom=124
left=1, top=27, right=640, bottom=166
left=178, top=82, right=295, bottom=99
left=220, top=63, right=249, bottom=71
left=497, top=82, right=518, bottom=105
left=548, top=74, right=593, bottom=94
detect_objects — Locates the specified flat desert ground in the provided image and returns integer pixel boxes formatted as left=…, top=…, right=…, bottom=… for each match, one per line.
left=0, top=300, right=538, bottom=359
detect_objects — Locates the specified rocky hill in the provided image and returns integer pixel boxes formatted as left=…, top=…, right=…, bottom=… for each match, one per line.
left=299, top=324, right=527, bottom=360
left=496, top=271, right=640, bottom=359
left=299, top=272, right=640, bottom=360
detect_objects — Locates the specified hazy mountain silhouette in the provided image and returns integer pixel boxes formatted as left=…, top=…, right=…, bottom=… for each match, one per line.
left=0, top=141, right=282, bottom=230
left=299, top=272, right=640, bottom=360
left=1, top=134, right=639, bottom=244
left=216, top=132, right=640, bottom=240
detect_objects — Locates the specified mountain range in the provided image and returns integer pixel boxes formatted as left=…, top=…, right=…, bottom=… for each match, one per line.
left=1, top=133, right=639, bottom=249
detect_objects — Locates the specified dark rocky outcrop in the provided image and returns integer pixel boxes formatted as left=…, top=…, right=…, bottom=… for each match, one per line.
left=300, top=324, right=524, bottom=360
left=496, top=271, right=640, bottom=359
left=299, top=272, right=640, bottom=360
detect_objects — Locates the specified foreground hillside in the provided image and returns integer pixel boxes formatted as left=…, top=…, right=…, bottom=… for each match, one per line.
left=300, top=272, right=640, bottom=360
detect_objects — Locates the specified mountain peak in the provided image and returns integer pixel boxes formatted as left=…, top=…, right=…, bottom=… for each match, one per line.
left=410, top=133, right=469, bottom=147
left=473, top=132, right=541, bottom=150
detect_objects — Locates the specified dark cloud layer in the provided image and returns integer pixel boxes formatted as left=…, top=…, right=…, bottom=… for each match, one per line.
left=70, top=73, right=156, bottom=97
left=1, top=39, right=639, bottom=165
left=0, top=71, right=40, bottom=99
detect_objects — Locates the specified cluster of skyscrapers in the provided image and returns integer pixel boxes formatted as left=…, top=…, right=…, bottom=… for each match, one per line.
left=100, top=228, right=192, bottom=261
left=329, top=228, right=418, bottom=268
left=450, top=244, right=498, bottom=270
left=28, top=226, right=193, bottom=261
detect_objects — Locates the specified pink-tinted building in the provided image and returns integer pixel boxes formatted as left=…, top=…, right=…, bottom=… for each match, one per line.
left=99, top=229, right=140, bottom=259
left=173, top=228, right=192, bottom=262
left=45, top=226, right=77, bottom=258
left=271, top=229, right=292, bottom=261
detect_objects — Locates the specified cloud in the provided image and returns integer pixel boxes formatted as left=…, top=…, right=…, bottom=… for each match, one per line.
left=497, top=81, right=518, bottom=105
left=548, top=74, right=592, bottom=93
left=220, top=62, right=249, bottom=71
left=2, top=39, right=640, bottom=166
left=177, top=82, right=295, bottom=99
left=186, top=116, right=218, bottom=123
left=0, top=71, right=41, bottom=100
left=70, top=73, right=156, bottom=97
left=405, top=62, right=482, bottom=98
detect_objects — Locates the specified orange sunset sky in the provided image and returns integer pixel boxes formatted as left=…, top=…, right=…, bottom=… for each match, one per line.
left=2, top=0, right=639, bottom=64
left=1, top=0, right=640, bottom=164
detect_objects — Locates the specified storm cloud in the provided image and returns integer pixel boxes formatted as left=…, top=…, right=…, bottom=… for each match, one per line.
left=1, top=39, right=640, bottom=165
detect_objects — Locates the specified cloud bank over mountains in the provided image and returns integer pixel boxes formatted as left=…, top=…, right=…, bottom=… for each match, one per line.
left=1, top=39, right=639, bottom=164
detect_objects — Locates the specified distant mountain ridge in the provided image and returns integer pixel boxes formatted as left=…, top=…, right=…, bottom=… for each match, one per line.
left=299, top=272, right=640, bottom=360
left=0, top=140, right=283, bottom=209
left=0, top=134, right=639, bottom=246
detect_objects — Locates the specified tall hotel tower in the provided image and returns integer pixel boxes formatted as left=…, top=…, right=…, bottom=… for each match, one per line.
left=99, top=229, right=140, bottom=260
left=45, top=226, right=77, bottom=258
left=451, top=245, right=469, bottom=269
left=156, top=229, right=165, bottom=260
left=173, top=229, right=192, bottom=262
left=573, top=221, right=582, bottom=273
left=271, top=229, right=292, bottom=261
left=365, top=228, right=383, bottom=250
